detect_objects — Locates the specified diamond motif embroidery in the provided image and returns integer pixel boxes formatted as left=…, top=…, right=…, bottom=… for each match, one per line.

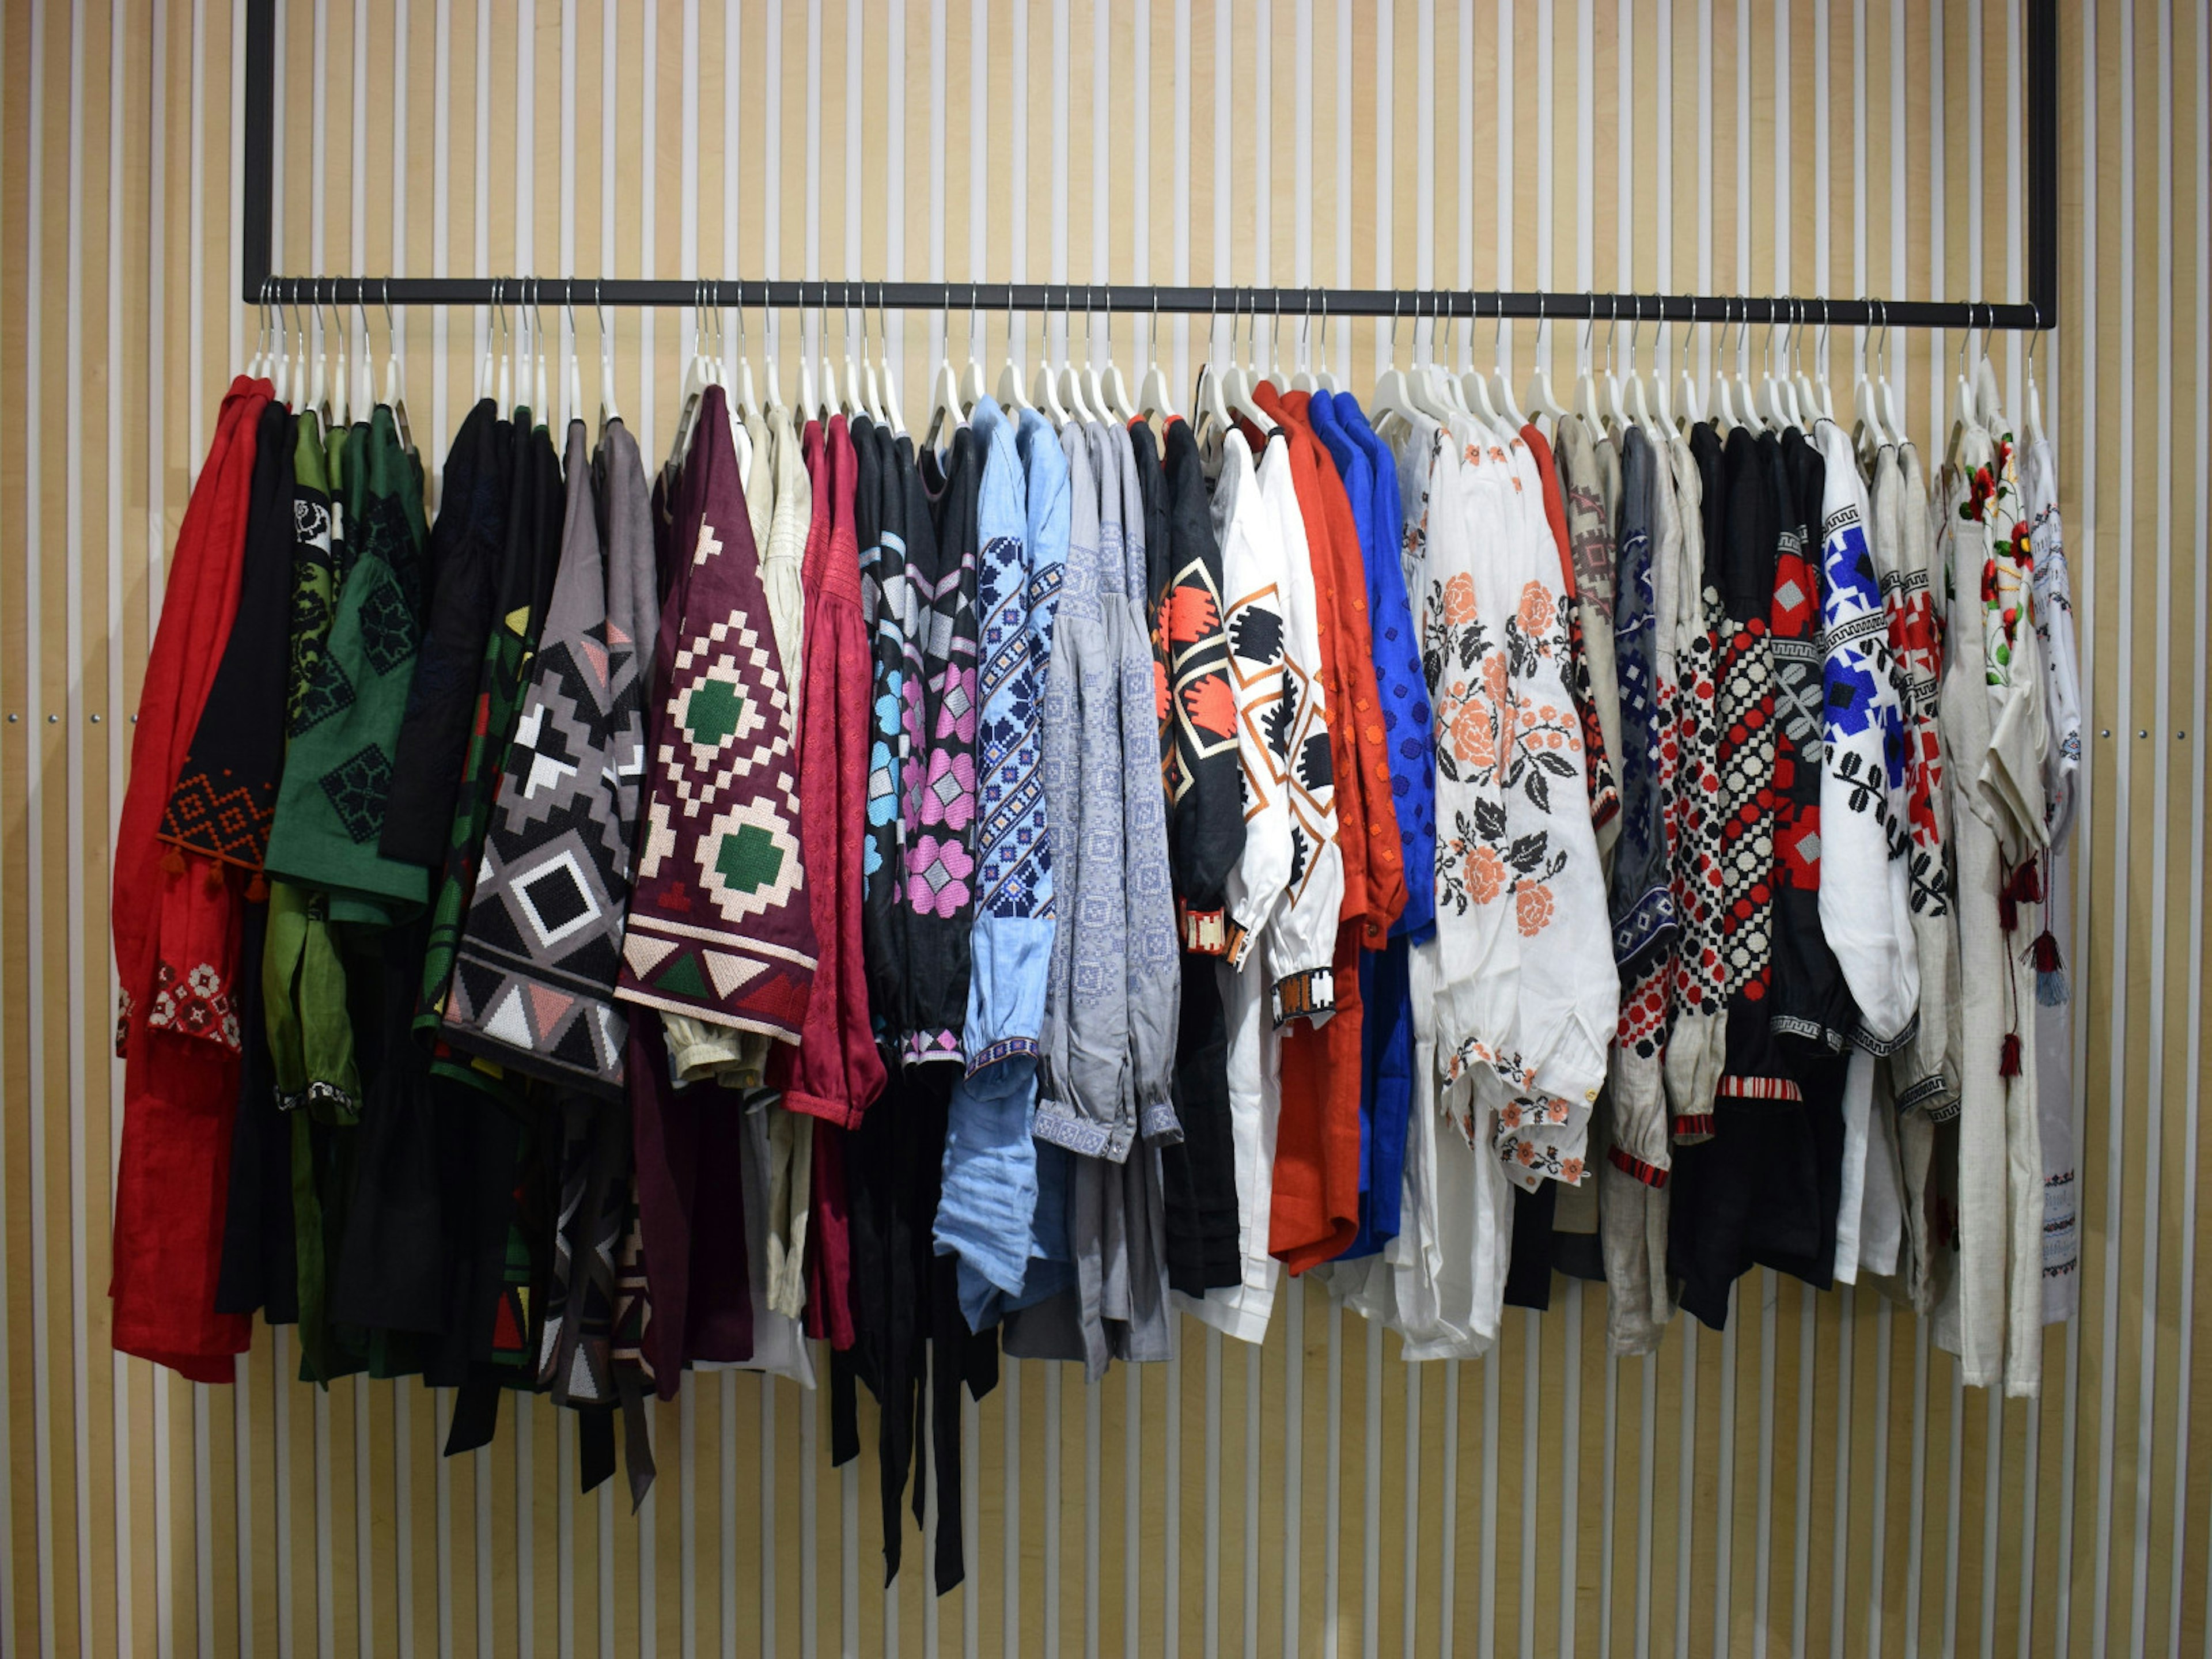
left=319, top=743, right=395, bottom=843
left=356, top=568, right=419, bottom=675
left=291, top=657, right=356, bottom=735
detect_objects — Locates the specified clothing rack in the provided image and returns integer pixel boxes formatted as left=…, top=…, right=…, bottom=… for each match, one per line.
left=238, top=0, right=2059, bottom=334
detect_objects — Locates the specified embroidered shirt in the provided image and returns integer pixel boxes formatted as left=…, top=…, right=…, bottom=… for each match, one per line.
left=442, top=418, right=656, bottom=1096
left=616, top=384, right=817, bottom=1041
left=1813, top=418, right=1921, bottom=1049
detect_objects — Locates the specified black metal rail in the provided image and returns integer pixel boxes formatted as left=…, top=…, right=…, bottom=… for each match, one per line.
left=239, top=0, right=2059, bottom=334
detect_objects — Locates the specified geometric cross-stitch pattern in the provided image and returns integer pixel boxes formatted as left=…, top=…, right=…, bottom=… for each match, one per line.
left=317, top=743, right=395, bottom=843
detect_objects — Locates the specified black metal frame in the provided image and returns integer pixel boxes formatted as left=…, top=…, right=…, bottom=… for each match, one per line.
left=240, top=0, right=2059, bottom=331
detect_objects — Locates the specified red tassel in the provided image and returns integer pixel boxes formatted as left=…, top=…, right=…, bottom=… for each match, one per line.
left=1999, top=1033, right=2023, bottom=1078
left=159, top=846, right=186, bottom=877
left=2012, top=861, right=2044, bottom=904
left=201, top=861, right=226, bottom=897
left=245, top=872, right=267, bottom=903
left=2033, top=930, right=2063, bottom=974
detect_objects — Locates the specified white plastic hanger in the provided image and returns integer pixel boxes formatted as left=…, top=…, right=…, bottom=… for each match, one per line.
left=514, top=282, right=533, bottom=418
left=1031, top=290, right=1074, bottom=427
left=952, top=293, right=984, bottom=416
left=1056, top=291, right=1099, bottom=425
left=667, top=283, right=714, bottom=468
left=1315, top=290, right=1342, bottom=393
left=1973, top=305, right=2007, bottom=433
left=559, top=296, right=582, bottom=434
left=1136, top=291, right=1179, bottom=422
left=1708, top=301, right=1737, bottom=430
left=1290, top=293, right=1320, bottom=394
left=1525, top=294, right=1569, bottom=427
left=854, top=286, right=885, bottom=423
left=1733, top=301, right=1768, bottom=433
left=794, top=302, right=822, bottom=425
left=1408, top=295, right=1463, bottom=426
left=874, top=291, right=908, bottom=437
left=923, top=288, right=964, bottom=449
left=247, top=280, right=270, bottom=379
left=1190, top=306, right=1233, bottom=449
left=730, top=293, right=762, bottom=427
left=1065, top=288, right=1109, bottom=423
left=1675, top=313, right=1705, bottom=429
left=1625, top=299, right=1662, bottom=438
left=1852, top=297, right=1887, bottom=450
left=1369, top=292, right=1419, bottom=426
left=330, top=292, right=354, bottom=427
left=764, top=300, right=791, bottom=416
left=1099, top=297, right=1138, bottom=423
left=1601, top=300, right=1631, bottom=435
left=1462, top=294, right=1503, bottom=424
left=531, top=282, right=552, bottom=422
left=307, top=283, right=332, bottom=422
left=1225, top=292, right=1275, bottom=431
left=1797, top=299, right=1833, bottom=424
left=1486, top=296, right=1521, bottom=435
left=596, top=284, right=623, bottom=431
left=994, top=285, right=1031, bottom=412
left=1874, top=300, right=1907, bottom=449
left=836, top=286, right=863, bottom=418
left=2024, top=304, right=2047, bottom=447
left=1573, top=303, right=1605, bottom=430
left=1949, top=309, right=1980, bottom=434
left=1648, top=305, right=1678, bottom=434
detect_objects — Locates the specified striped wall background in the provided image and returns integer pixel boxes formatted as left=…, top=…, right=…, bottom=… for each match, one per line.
left=0, top=0, right=2202, bottom=1653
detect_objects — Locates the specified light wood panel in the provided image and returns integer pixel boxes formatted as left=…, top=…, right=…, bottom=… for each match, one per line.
left=0, top=1, right=2199, bottom=1654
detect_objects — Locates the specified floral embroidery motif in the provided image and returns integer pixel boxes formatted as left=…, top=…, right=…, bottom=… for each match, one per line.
left=146, top=959, right=242, bottom=1052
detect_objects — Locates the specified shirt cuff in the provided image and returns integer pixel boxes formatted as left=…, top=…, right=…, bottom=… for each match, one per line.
left=1270, top=966, right=1336, bottom=1029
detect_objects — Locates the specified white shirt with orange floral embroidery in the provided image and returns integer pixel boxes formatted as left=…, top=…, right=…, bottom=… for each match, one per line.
left=1452, top=433, right=1619, bottom=1192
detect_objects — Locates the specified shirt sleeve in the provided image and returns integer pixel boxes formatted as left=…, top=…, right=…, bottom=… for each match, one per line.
left=1217, top=442, right=1295, bottom=968
left=961, top=406, right=1052, bottom=1074
left=1814, top=419, right=1922, bottom=1050
left=1260, top=441, right=1344, bottom=1028
left=1115, top=426, right=1185, bottom=1145
left=1034, top=428, right=1135, bottom=1161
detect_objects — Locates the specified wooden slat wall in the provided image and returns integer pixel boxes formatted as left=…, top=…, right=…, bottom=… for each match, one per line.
left=0, top=1, right=2200, bottom=1653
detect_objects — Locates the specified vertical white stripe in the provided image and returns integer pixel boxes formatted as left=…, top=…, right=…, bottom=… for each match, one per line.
left=1321, top=1296, right=1347, bottom=1658
left=1123, top=1363, right=1140, bottom=1659
left=2130, top=0, right=2175, bottom=1649
left=1635, top=1349, right=1656, bottom=1659
left=1676, top=1334, right=1695, bottom=1659
left=1331, top=0, right=1348, bottom=368
left=1869, top=1304, right=1892, bottom=1659
left=1360, top=1319, right=1382, bottom=1659
left=1981, top=1392, right=2002, bottom=1659
left=1942, top=1371, right=1964, bottom=1659
left=2090, top=0, right=2134, bottom=1642
left=1559, top=1295, right=1580, bottom=1659
left=59, top=0, right=94, bottom=1647
left=1480, top=1346, right=1498, bottom=1659
left=2186, top=0, right=2212, bottom=1649
left=1296, top=0, right=1314, bottom=290
left=1903, top=1321, right=1926, bottom=1659
left=1044, top=1361, right=1062, bottom=1659
left=1253, top=0, right=1272, bottom=306
left=1830, top=1294, right=1854, bottom=1659
left=1284, top=1274, right=1305, bottom=1656
left=1243, top=1326, right=1260, bottom=1659
left=1520, top=1315, right=1537, bottom=1659
left=1438, top=1360, right=1460, bottom=1659
left=14, top=126, right=37, bottom=1659
left=1171, top=0, right=1190, bottom=393
left=1494, top=0, right=1512, bottom=376
left=1599, top=1341, right=1618, bottom=1659
left=1004, top=1360, right=1021, bottom=1659
left=1400, top=1359, right=1419, bottom=1659
left=1714, top=1307, right=1737, bottom=1659
left=1793, top=1296, right=1815, bottom=1659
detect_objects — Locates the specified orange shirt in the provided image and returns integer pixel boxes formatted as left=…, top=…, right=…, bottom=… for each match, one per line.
left=1271, top=388, right=1409, bottom=947
left=1247, top=385, right=1408, bottom=1274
